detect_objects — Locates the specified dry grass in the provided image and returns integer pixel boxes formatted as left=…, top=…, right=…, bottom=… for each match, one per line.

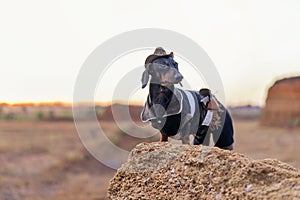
left=0, top=121, right=115, bottom=200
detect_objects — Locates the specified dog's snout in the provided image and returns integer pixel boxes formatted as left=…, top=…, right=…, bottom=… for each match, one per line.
left=175, top=73, right=183, bottom=81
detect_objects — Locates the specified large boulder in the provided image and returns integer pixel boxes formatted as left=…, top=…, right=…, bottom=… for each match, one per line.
left=108, top=142, right=300, bottom=199
left=261, top=76, right=300, bottom=126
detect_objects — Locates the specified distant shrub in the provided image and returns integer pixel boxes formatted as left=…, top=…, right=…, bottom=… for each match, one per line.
left=48, top=110, right=55, bottom=120
left=0, top=107, right=3, bottom=118
left=22, top=106, right=27, bottom=114
left=296, top=118, right=300, bottom=126
left=66, top=150, right=85, bottom=163
left=60, top=111, right=73, bottom=120
left=4, top=112, right=16, bottom=121
left=292, top=117, right=300, bottom=127
left=287, top=117, right=300, bottom=127
left=95, top=106, right=104, bottom=117
left=35, top=111, right=44, bottom=120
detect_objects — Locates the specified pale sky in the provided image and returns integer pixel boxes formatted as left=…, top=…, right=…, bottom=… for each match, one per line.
left=1, top=0, right=300, bottom=106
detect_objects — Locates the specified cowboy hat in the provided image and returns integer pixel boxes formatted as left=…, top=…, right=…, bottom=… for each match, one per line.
left=145, top=47, right=174, bottom=65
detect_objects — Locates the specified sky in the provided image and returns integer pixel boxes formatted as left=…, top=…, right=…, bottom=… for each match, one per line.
left=1, top=0, right=300, bottom=106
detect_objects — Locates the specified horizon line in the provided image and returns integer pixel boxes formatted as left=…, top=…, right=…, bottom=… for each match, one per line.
left=0, top=100, right=262, bottom=108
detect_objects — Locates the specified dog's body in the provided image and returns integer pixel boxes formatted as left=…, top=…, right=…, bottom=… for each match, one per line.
left=141, top=48, right=234, bottom=150
left=141, top=83, right=206, bottom=144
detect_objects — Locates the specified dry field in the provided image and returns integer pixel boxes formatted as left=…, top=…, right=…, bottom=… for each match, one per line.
left=0, top=119, right=299, bottom=199
left=234, top=119, right=300, bottom=168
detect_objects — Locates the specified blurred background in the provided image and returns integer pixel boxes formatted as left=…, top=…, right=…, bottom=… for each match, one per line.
left=0, top=1, right=300, bottom=199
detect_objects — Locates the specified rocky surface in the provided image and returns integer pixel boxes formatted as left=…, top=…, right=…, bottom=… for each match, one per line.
left=261, top=76, right=300, bottom=126
left=108, top=142, right=300, bottom=199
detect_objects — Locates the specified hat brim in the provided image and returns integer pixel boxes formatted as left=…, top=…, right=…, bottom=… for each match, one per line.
left=145, top=52, right=174, bottom=65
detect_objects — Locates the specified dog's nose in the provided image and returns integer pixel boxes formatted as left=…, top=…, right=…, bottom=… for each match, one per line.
left=175, top=74, right=183, bottom=81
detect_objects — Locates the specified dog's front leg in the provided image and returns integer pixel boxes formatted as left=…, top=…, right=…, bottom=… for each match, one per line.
left=160, top=132, right=168, bottom=142
left=181, top=122, right=191, bottom=144
left=181, top=134, right=190, bottom=144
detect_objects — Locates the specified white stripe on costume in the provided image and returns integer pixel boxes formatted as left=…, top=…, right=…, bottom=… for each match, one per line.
left=182, top=90, right=196, bottom=117
left=202, top=110, right=213, bottom=126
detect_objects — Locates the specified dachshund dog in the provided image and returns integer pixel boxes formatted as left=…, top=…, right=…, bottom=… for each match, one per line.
left=140, top=47, right=234, bottom=150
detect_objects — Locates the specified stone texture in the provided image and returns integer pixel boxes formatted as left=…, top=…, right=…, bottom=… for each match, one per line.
left=261, top=76, right=300, bottom=126
left=107, top=142, right=300, bottom=199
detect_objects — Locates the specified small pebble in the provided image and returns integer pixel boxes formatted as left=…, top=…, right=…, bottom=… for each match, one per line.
left=245, top=184, right=252, bottom=192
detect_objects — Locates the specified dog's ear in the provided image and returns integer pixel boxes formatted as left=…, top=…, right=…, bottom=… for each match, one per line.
left=141, top=68, right=150, bottom=89
left=170, top=52, right=174, bottom=58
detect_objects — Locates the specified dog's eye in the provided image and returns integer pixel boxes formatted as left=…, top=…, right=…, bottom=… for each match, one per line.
left=174, top=62, right=178, bottom=70
left=159, top=65, right=168, bottom=69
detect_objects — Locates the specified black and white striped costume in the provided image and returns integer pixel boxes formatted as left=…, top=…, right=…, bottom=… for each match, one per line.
left=141, top=88, right=213, bottom=142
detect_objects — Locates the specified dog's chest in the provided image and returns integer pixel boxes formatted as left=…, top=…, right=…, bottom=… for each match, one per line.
left=151, top=113, right=182, bottom=136
left=141, top=88, right=183, bottom=122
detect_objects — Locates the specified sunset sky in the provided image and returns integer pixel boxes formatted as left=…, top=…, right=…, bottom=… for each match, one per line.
left=1, top=1, right=300, bottom=106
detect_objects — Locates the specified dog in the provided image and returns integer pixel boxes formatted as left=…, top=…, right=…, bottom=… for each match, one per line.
left=140, top=47, right=234, bottom=150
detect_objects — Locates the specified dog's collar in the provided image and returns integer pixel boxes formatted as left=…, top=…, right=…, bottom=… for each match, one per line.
left=140, top=88, right=183, bottom=122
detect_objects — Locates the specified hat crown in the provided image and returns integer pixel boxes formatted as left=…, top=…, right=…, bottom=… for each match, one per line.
left=145, top=47, right=173, bottom=65
left=153, top=47, right=167, bottom=56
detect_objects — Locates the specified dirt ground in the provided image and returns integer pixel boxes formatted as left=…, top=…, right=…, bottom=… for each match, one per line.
left=108, top=142, right=300, bottom=199
left=234, top=119, right=300, bottom=168
left=0, top=119, right=299, bottom=199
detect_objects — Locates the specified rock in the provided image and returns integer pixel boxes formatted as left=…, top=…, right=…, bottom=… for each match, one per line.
left=261, top=76, right=300, bottom=126
left=107, top=142, right=300, bottom=199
